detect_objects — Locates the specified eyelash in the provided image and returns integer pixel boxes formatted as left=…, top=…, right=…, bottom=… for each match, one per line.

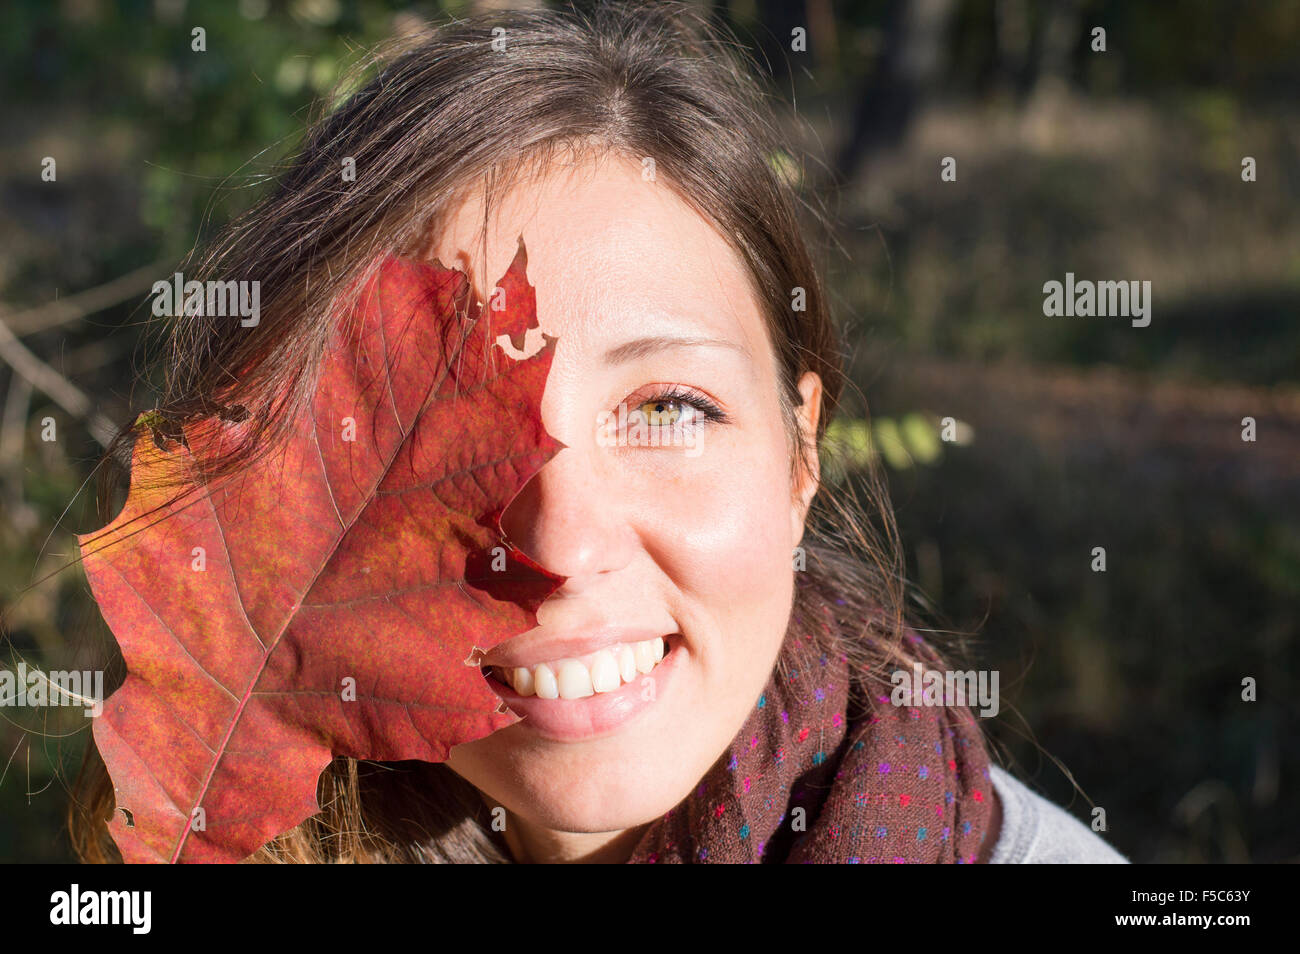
left=633, top=384, right=729, bottom=426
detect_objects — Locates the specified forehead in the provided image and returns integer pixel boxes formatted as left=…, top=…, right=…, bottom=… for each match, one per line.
left=425, top=152, right=770, bottom=364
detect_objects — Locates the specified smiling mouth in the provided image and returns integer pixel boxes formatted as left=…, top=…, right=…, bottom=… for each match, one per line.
left=483, top=635, right=677, bottom=699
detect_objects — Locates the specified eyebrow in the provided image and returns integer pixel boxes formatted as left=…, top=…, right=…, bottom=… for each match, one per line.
left=603, top=334, right=750, bottom=366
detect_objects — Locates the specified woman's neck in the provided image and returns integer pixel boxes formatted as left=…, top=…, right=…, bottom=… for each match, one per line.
left=499, top=809, right=650, bottom=864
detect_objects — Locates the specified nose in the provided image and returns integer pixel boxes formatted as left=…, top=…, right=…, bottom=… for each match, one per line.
left=498, top=443, right=635, bottom=587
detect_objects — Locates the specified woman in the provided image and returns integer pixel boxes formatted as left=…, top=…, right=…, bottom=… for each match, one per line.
left=70, top=1, right=1124, bottom=864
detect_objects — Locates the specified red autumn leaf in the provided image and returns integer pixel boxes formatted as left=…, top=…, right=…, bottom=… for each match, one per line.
left=78, top=238, right=563, bottom=863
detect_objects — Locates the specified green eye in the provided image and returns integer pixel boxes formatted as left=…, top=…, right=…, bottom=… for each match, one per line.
left=617, top=385, right=728, bottom=431
left=637, top=399, right=688, bottom=426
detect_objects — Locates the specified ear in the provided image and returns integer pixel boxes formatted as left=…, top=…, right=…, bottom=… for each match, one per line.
left=790, top=371, right=823, bottom=544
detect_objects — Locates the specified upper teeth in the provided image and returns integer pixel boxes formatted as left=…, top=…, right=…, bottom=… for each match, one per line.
left=497, top=637, right=666, bottom=699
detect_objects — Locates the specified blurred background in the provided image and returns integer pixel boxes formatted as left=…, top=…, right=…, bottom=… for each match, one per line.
left=1, top=0, right=1296, bottom=862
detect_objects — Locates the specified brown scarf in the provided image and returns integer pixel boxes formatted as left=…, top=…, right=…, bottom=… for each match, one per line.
left=627, top=613, right=994, bottom=864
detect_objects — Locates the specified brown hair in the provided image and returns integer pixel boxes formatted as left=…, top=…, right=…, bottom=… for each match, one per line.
left=70, top=0, right=964, bottom=863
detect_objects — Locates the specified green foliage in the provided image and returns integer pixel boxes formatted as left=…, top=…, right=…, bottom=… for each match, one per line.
left=823, top=412, right=948, bottom=481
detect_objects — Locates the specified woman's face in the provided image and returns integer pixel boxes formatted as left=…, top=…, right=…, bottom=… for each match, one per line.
left=434, top=152, right=821, bottom=853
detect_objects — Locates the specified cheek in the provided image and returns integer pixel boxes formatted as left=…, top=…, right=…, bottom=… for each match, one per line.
left=630, top=424, right=796, bottom=623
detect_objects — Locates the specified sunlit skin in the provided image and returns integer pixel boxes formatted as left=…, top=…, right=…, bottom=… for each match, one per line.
left=430, top=149, right=824, bottom=864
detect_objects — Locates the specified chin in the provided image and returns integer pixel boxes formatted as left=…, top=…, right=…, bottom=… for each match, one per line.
left=450, top=727, right=704, bottom=834
left=515, top=789, right=667, bottom=835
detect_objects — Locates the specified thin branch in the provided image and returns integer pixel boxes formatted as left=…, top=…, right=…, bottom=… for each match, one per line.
left=2, top=260, right=168, bottom=336
left=1, top=374, right=35, bottom=530
left=0, top=318, right=116, bottom=447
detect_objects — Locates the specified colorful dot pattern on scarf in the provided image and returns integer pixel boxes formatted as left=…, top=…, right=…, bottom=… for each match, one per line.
left=628, top=610, right=994, bottom=864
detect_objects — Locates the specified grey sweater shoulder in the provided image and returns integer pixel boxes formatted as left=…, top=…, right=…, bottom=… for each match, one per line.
left=987, top=766, right=1128, bottom=863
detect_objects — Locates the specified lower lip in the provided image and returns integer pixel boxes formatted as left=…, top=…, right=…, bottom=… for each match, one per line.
left=484, top=636, right=683, bottom=742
